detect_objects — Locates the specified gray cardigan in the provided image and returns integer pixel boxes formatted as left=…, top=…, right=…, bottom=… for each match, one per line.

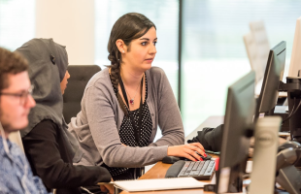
left=68, top=67, right=184, bottom=168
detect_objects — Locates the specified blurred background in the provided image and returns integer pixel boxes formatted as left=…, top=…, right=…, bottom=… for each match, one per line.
left=1, top=0, right=300, bottom=138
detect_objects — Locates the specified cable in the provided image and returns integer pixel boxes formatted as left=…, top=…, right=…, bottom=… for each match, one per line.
left=80, top=187, right=94, bottom=194
left=281, top=98, right=301, bottom=140
left=282, top=98, right=300, bottom=124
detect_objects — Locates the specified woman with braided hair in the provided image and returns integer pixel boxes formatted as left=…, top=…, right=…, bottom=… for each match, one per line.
left=68, top=12, right=206, bottom=180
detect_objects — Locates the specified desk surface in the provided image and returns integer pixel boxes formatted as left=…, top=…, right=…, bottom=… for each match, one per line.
left=120, top=161, right=216, bottom=194
left=120, top=116, right=224, bottom=194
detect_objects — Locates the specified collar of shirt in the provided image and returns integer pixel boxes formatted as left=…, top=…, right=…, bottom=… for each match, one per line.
left=0, top=136, right=50, bottom=194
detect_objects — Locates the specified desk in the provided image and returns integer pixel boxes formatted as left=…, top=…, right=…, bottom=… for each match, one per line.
left=120, top=162, right=216, bottom=194
left=120, top=116, right=223, bottom=194
left=119, top=116, right=291, bottom=194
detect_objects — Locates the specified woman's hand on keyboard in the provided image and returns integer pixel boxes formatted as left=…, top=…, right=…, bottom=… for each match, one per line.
left=167, top=143, right=206, bottom=161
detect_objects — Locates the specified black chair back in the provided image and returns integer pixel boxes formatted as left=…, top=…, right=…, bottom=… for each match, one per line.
left=63, top=65, right=101, bottom=123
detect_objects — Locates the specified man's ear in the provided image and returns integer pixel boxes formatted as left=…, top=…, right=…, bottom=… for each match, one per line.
left=115, top=39, right=127, bottom=54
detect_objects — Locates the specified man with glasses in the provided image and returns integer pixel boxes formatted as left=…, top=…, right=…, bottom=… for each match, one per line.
left=0, top=47, right=49, bottom=193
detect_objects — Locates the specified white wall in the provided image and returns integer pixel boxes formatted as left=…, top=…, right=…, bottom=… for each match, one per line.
left=35, top=0, right=95, bottom=65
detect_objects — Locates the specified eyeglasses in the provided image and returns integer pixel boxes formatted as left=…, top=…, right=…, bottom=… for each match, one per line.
left=0, top=85, right=34, bottom=105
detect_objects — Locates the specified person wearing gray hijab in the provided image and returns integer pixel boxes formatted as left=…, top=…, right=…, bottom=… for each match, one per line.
left=16, top=38, right=112, bottom=194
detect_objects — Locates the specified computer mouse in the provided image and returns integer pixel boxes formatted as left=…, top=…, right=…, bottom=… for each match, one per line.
left=162, top=156, right=181, bottom=164
left=179, top=152, right=212, bottom=161
left=200, top=153, right=212, bottom=160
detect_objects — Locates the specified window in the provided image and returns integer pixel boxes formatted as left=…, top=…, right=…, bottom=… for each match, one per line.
left=182, top=0, right=301, bottom=134
left=0, top=0, right=35, bottom=50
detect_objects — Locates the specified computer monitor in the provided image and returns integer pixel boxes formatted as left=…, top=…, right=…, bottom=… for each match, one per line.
left=288, top=16, right=301, bottom=78
left=216, top=71, right=256, bottom=193
left=255, top=41, right=286, bottom=118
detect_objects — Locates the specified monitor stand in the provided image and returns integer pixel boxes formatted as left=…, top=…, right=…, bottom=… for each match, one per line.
left=279, top=77, right=301, bottom=146
left=216, top=162, right=245, bottom=193
left=248, top=117, right=281, bottom=194
left=276, top=165, right=301, bottom=194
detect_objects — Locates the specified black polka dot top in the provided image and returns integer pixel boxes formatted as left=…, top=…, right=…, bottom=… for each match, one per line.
left=105, top=74, right=153, bottom=178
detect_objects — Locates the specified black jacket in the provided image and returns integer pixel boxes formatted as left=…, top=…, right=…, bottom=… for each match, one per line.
left=187, top=124, right=224, bottom=152
left=22, top=119, right=111, bottom=194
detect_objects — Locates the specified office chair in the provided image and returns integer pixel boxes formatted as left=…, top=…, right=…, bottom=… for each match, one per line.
left=244, top=22, right=287, bottom=109
left=243, top=32, right=263, bottom=84
left=248, top=20, right=270, bottom=84
left=63, top=65, right=101, bottom=124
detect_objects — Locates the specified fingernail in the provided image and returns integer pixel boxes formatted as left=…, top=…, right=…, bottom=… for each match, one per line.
left=195, top=159, right=198, bottom=162
left=200, top=157, right=203, bottom=161
left=204, top=153, right=207, bottom=157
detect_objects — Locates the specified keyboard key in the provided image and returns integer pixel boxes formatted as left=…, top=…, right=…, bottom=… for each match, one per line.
left=183, top=162, right=194, bottom=176
left=187, top=162, right=194, bottom=172
left=178, top=162, right=190, bottom=177
left=196, top=161, right=205, bottom=171
left=165, top=159, right=216, bottom=180
left=192, top=161, right=200, bottom=171
left=199, top=160, right=210, bottom=176
left=188, top=162, right=201, bottom=176
left=189, top=170, right=200, bottom=176
left=203, top=161, right=215, bottom=177
left=204, top=161, right=216, bottom=176
left=196, top=161, right=205, bottom=172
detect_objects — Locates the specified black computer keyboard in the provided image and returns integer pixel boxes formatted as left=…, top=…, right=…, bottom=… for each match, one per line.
left=165, top=160, right=216, bottom=180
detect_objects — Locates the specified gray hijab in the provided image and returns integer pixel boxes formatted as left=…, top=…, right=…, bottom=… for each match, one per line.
left=16, top=38, right=82, bottom=162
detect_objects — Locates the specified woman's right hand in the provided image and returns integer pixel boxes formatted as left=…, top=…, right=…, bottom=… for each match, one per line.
left=167, top=142, right=206, bottom=161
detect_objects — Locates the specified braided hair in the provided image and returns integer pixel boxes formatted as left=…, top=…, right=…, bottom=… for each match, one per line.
left=107, top=13, right=156, bottom=115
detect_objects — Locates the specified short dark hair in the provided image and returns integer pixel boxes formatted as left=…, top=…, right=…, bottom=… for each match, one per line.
left=0, top=47, right=28, bottom=91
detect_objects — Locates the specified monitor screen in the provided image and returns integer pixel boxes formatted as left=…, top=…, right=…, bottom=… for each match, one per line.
left=256, top=41, right=286, bottom=118
left=288, top=16, right=301, bottom=78
left=217, top=71, right=255, bottom=193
